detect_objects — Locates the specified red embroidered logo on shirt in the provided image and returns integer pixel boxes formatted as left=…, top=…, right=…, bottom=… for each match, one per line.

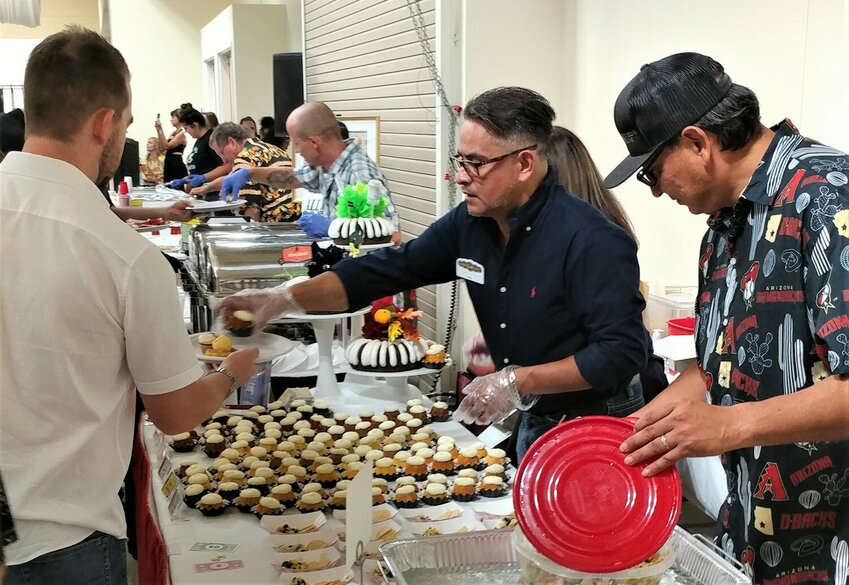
left=530, top=287, right=536, bottom=298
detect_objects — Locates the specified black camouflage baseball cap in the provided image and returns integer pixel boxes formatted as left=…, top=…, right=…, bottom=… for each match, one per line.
left=603, top=52, right=733, bottom=188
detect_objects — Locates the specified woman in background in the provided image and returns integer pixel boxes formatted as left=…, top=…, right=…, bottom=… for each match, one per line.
left=240, top=116, right=257, bottom=139
left=203, top=111, right=219, bottom=129
left=139, top=137, right=165, bottom=184
left=154, top=107, right=188, bottom=182
left=175, top=105, right=232, bottom=201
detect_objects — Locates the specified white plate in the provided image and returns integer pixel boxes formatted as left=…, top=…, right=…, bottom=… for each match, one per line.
left=190, top=332, right=297, bottom=364
left=131, top=222, right=175, bottom=232
left=272, top=345, right=309, bottom=374
left=188, top=199, right=247, bottom=214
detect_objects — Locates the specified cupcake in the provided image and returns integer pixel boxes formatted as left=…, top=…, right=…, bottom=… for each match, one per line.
left=405, top=419, right=423, bottom=433
left=296, top=491, right=326, bottom=512
left=344, top=416, right=362, bottom=433
left=378, top=420, right=397, bottom=434
left=426, top=473, right=448, bottom=486
left=216, top=481, right=240, bottom=503
left=306, top=442, right=328, bottom=456
left=170, top=432, right=196, bottom=453
left=371, top=414, right=388, bottom=425
left=278, top=456, right=301, bottom=475
left=259, top=437, right=278, bottom=452
left=410, top=433, right=431, bottom=447
left=329, top=489, right=347, bottom=510
left=296, top=404, right=314, bottom=417
left=409, top=441, right=430, bottom=453
left=329, top=426, right=348, bottom=441
left=386, top=432, right=407, bottom=447
left=277, top=474, right=301, bottom=493
left=328, top=448, right=348, bottom=466
left=416, top=448, right=435, bottom=467
left=279, top=417, right=297, bottom=434
left=429, top=401, right=450, bottom=422
left=222, top=469, right=246, bottom=488
left=484, top=449, right=508, bottom=467
left=210, top=410, right=230, bottom=424
left=419, top=425, right=438, bottom=441
left=371, top=487, right=386, bottom=506
left=479, top=476, right=506, bottom=498
left=269, top=484, right=296, bottom=506
left=182, top=463, right=209, bottom=480
left=246, top=475, right=270, bottom=496
left=374, top=457, right=399, bottom=482
left=409, top=405, right=428, bottom=422
left=248, top=460, right=272, bottom=476
left=452, top=477, right=477, bottom=502
left=436, top=443, right=459, bottom=460
left=196, top=493, right=228, bottom=516
left=396, top=412, right=413, bottom=425
left=183, top=483, right=207, bottom=508
left=301, top=483, right=326, bottom=500
left=309, top=456, right=333, bottom=474
left=288, top=465, right=308, bottom=484
left=393, top=484, right=420, bottom=508
left=264, top=429, right=283, bottom=442
left=319, top=418, right=335, bottom=432
left=313, top=463, right=341, bottom=488
left=277, top=440, right=299, bottom=455
left=252, top=496, right=284, bottom=518
left=309, top=414, right=324, bottom=430
left=197, top=332, right=216, bottom=351
left=365, top=449, right=385, bottom=463
left=299, top=449, right=320, bottom=469
left=176, top=459, right=199, bottom=479
left=393, top=451, right=412, bottom=468
left=404, top=455, right=428, bottom=481
left=313, top=400, right=332, bottom=417
left=202, top=428, right=222, bottom=440
left=471, top=442, right=487, bottom=460
left=220, top=448, right=241, bottom=464
left=339, top=453, right=360, bottom=466
left=314, top=432, right=333, bottom=449
left=372, top=478, right=390, bottom=495
left=214, top=463, right=238, bottom=481
left=233, top=488, right=263, bottom=513
left=342, top=461, right=364, bottom=479
left=430, top=451, right=456, bottom=475
left=226, top=309, right=255, bottom=337
left=335, top=479, right=352, bottom=491
left=484, top=464, right=508, bottom=481
left=455, top=447, right=481, bottom=471
left=253, top=467, right=277, bottom=485
left=354, top=421, right=372, bottom=438
left=186, top=472, right=214, bottom=491
left=231, top=440, right=250, bottom=458
left=406, top=399, right=424, bottom=408
left=333, top=412, right=349, bottom=425
left=203, top=434, right=226, bottom=458
left=269, top=450, right=286, bottom=470
left=288, top=435, right=307, bottom=451
left=423, top=344, right=447, bottom=369
left=257, top=414, right=274, bottom=426
left=383, top=406, right=400, bottom=422
left=269, top=408, right=287, bottom=421
left=422, top=483, right=449, bottom=506
left=353, top=445, right=372, bottom=459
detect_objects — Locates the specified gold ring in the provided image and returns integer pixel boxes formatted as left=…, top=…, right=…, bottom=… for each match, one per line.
left=660, top=434, right=670, bottom=451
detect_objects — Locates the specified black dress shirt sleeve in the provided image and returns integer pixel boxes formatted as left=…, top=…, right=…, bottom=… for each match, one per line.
left=332, top=210, right=460, bottom=309
left=567, top=224, right=649, bottom=391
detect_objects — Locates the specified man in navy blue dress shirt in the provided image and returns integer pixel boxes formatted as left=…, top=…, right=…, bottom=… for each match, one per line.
left=219, top=87, right=651, bottom=459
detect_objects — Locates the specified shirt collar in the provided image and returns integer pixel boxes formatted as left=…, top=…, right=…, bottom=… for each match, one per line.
left=707, top=119, right=799, bottom=235
left=327, top=138, right=358, bottom=174
left=1, top=151, right=108, bottom=206
left=506, top=168, right=556, bottom=234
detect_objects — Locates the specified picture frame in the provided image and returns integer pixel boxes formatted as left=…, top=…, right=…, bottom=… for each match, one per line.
left=336, top=115, right=380, bottom=165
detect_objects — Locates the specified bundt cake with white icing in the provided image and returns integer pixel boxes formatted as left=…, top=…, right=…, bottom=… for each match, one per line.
left=345, top=301, right=428, bottom=372
left=329, top=181, right=394, bottom=245
left=328, top=216, right=393, bottom=245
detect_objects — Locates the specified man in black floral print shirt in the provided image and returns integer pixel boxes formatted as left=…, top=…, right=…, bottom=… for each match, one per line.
left=1, top=471, right=17, bottom=582
left=608, top=52, right=849, bottom=584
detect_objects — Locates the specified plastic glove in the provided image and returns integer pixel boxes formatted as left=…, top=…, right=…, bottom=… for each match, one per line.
left=215, top=283, right=305, bottom=333
left=186, top=174, right=206, bottom=188
left=169, top=177, right=188, bottom=189
left=220, top=168, right=251, bottom=201
left=452, top=367, right=538, bottom=426
left=299, top=213, right=332, bottom=238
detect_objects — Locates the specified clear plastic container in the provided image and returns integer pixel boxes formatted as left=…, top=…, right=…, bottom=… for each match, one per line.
left=511, top=528, right=674, bottom=585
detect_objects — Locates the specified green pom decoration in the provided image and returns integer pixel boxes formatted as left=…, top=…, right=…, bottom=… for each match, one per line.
left=336, top=182, right=389, bottom=218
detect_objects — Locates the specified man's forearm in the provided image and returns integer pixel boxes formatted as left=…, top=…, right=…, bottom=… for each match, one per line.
left=514, top=356, right=592, bottom=396
left=736, top=373, right=849, bottom=448
left=112, top=206, right=163, bottom=221
left=251, top=166, right=301, bottom=190
left=289, top=272, right=350, bottom=313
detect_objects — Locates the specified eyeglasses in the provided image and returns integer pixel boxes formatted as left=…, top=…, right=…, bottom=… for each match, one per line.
left=636, top=138, right=678, bottom=187
left=449, top=144, right=537, bottom=178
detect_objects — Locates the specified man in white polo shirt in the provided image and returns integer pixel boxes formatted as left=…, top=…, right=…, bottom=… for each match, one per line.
left=0, top=27, right=258, bottom=584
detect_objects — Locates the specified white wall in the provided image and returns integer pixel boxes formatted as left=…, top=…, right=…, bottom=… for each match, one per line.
left=108, top=0, right=300, bottom=147
left=566, top=0, right=849, bottom=293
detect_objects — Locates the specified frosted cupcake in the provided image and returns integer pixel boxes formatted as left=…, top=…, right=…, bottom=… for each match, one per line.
left=196, top=493, right=228, bottom=517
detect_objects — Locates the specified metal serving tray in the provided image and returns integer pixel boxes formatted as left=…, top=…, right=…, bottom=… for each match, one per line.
left=378, top=527, right=751, bottom=585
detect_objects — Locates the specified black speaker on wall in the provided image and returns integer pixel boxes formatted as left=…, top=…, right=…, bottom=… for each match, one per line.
left=272, top=52, right=304, bottom=135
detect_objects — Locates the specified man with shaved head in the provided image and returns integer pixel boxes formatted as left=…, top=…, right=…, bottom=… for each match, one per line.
left=221, top=102, right=400, bottom=241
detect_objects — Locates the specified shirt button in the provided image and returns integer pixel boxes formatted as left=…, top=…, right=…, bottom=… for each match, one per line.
left=500, top=286, right=507, bottom=293
left=500, top=323, right=506, bottom=329
left=525, top=226, right=532, bottom=232
left=503, top=358, right=510, bottom=364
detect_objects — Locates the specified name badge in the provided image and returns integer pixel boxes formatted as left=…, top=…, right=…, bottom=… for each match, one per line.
left=456, top=258, right=485, bottom=285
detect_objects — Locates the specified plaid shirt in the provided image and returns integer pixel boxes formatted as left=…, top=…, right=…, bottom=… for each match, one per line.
left=294, top=138, right=399, bottom=230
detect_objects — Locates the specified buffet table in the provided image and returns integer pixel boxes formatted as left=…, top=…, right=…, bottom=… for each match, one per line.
left=139, top=393, right=511, bottom=585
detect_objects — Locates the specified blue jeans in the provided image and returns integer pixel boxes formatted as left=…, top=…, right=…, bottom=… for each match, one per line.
left=6, top=531, right=127, bottom=585
left=515, top=383, right=646, bottom=461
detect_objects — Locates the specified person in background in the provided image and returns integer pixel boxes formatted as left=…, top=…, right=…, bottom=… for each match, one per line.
left=171, top=105, right=232, bottom=200
left=258, top=115, right=279, bottom=146
left=240, top=116, right=257, bottom=139
left=202, top=111, right=219, bottom=128
left=222, top=102, right=401, bottom=242
left=337, top=120, right=349, bottom=140
left=0, top=109, right=25, bottom=157
left=154, top=107, right=187, bottom=182
left=0, top=26, right=258, bottom=585
left=139, top=136, right=164, bottom=184
left=609, top=52, right=849, bottom=583
left=218, top=87, right=650, bottom=462
left=1, top=471, right=17, bottom=584
left=190, top=122, right=300, bottom=222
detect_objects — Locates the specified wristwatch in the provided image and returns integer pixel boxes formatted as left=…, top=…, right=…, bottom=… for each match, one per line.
left=214, top=366, right=239, bottom=396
